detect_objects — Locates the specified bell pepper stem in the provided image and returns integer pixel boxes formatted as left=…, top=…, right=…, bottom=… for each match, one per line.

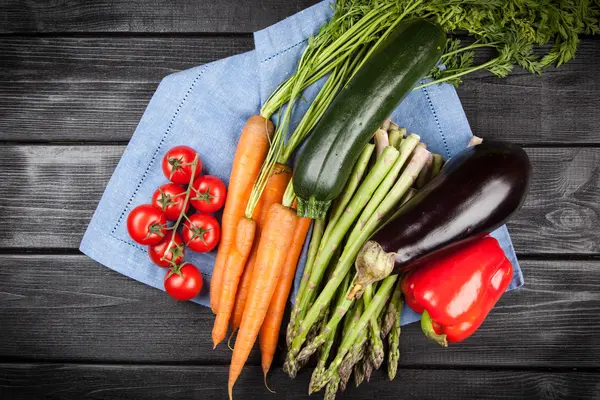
left=420, top=310, right=448, bottom=347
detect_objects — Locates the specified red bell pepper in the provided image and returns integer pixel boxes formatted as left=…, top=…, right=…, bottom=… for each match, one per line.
left=401, top=236, right=513, bottom=346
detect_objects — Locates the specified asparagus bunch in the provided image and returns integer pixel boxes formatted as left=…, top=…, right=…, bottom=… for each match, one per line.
left=286, top=120, right=448, bottom=398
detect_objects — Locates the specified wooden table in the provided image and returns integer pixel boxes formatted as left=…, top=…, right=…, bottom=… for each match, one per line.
left=1, top=1, right=599, bottom=398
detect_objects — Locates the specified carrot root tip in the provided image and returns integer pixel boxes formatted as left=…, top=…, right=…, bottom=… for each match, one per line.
left=227, top=329, right=237, bottom=351
left=264, top=372, right=276, bottom=394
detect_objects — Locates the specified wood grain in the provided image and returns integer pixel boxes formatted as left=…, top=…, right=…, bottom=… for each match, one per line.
left=0, top=0, right=321, bottom=33
left=1, top=255, right=599, bottom=367
left=0, top=145, right=597, bottom=254
left=1, top=37, right=599, bottom=143
left=0, top=363, right=598, bottom=399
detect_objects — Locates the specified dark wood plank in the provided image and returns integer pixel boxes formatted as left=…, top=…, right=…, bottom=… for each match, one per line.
left=0, top=36, right=254, bottom=142
left=0, top=363, right=598, bottom=400
left=458, top=37, right=600, bottom=145
left=1, top=37, right=599, bottom=143
left=1, top=255, right=599, bottom=367
left=0, top=0, right=321, bottom=33
left=0, top=145, right=597, bottom=254
left=0, top=37, right=254, bottom=82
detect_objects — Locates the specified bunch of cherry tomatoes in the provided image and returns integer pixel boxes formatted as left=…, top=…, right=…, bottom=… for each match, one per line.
left=126, top=145, right=227, bottom=301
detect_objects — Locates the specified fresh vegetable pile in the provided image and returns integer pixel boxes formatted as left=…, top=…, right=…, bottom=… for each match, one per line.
left=119, top=0, right=600, bottom=398
left=204, top=0, right=598, bottom=394
left=127, top=145, right=226, bottom=301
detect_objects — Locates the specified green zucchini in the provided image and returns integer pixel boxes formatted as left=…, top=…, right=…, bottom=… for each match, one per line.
left=293, top=19, right=446, bottom=219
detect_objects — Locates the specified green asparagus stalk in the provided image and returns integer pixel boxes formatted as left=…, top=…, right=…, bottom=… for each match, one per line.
left=364, top=356, right=374, bottom=382
left=342, top=294, right=360, bottom=336
left=287, top=146, right=430, bottom=365
left=388, top=128, right=406, bottom=149
left=381, top=118, right=392, bottom=132
left=328, top=144, right=375, bottom=235
left=382, top=278, right=403, bottom=338
left=363, top=284, right=384, bottom=369
left=388, top=296, right=403, bottom=380
left=374, top=129, right=389, bottom=159
left=296, top=146, right=399, bottom=317
left=389, top=121, right=399, bottom=131
left=431, top=153, right=444, bottom=177
left=313, top=275, right=397, bottom=391
left=339, top=329, right=366, bottom=391
left=400, top=187, right=417, bottom=205
left=415, top=151, right=434, bottom=189
left=354, top=356, right=366, bottom=387
left=308, top=271, right=351, bottom=392
left=287, top=218, right=326, bottom=346
left=324, top=375, right=340, bottom=400
left=350, top=134, right=420, bottom=237
left=339, top=286, right=387, bottom=391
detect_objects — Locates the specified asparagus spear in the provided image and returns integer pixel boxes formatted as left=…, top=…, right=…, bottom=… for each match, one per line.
left=286, top=146, right=430, bottom=367
left=400, top=187, right=417, bottom=205
left=381, top=118, right=392, bottom=132
left=415, top=151, right=434, bottom=188
left=308, top=272, right=351, bottom=392
left=339, top=330, right=366, bottom=391
left=354, top=356, right=366, bottom=387
left=388, top=127, right=406, bottom=149
left=287, top=217, right=326, bottom=346
left=328, top=144, right=375, bottom=235
left=431, top=153, right=444, bottom=177
left=364, top=357, right=374, bottom=382
left=363, top=284, right=384, bottom=369
left=381, top=279, right=403, bottom=338
left=388, top=296, right=403, bottom=380
left=374, top=129, right=389, bottom=159
left=324, top=375, right=340, bottom=400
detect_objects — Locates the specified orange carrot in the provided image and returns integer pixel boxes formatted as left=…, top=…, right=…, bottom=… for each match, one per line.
left=211, top=115, right=274, bottom=313
left=229, top=165, right=292, bottom=335
left=259, top=215, right=311, bottom=384
left=228, top=204, right=298, bottom=399
left=212, top=217, right=256, bottom=347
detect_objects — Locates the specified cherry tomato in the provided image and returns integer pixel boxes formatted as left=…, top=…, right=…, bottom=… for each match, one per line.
left=127, top=204, right=167, bottom=245
left=190, top=175, right=227, bottom=213
left=162, top=146, right=202, bottom=185
left=182, top=213, right=220, bottom=253
left=164, top=263, right=203, bottom=301
left=152, top=183, right=190, bottom=221
left=148, top=231, right=185, bottom=268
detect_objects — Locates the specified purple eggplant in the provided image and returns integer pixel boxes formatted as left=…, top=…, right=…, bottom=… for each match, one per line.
left=352, top=141, right=531, bottom=294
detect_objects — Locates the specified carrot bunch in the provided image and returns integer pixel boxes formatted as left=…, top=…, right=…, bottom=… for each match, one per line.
left=209, top=115, right=312, bottom=399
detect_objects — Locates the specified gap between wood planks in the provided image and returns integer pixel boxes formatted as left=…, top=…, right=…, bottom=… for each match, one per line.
left=0, top=359, right=597, bottom=373
left=3, top=141, right=600, bottom=148
left=0, top=248, right=599, bottom=262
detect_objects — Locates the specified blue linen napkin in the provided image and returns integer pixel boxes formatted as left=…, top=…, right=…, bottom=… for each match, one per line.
left=80, top=0, right=524, bottom=326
